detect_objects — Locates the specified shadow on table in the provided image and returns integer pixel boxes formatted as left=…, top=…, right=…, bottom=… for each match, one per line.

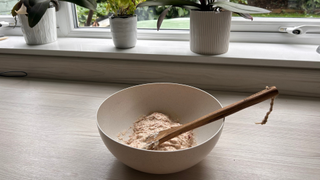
left=106, top=158, right=214, bottom=180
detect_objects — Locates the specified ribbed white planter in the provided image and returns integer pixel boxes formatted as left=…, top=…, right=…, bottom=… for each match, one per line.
left=190, top=11, right=232, bottom=55
left=110, top=15, right=137, bottom=49
left=18, top=7, right=57, bottom=45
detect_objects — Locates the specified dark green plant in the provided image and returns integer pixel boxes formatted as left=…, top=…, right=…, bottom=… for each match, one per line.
left=11, top=0, right=97, bottom=28
left=137, top=0, right=270, bottom=30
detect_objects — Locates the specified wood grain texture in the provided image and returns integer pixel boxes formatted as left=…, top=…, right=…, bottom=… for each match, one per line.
left=0, top=54, right=320, bottom=97
left=0, top=78, right=319, bottom=179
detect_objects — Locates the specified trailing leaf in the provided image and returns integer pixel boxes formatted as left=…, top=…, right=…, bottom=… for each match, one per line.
left=157, top=6, right=171, bottom=31
left=199, top=0, right=206, bottom=6
left=60, top=0, right=97, bottom=10
left=11, top=1, right=23, bottom=17
left=137, top=0, right=270, bottom=30
left=50, top=0, right=60, bottom=11
left=27, top=0, right=50, bottom=27
left=212, top=1, right=271, bottom=14
left=11, top=1, right=23, bottom=26
left=234, top=12, right=252, bottom=20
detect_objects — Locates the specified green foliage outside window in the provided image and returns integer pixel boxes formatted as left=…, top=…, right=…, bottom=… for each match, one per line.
left=76, top=2, right=108, bottom=26
left=135, top=6, right=155, bottom=21
left=230, top=0, right=320, bottom=18
left=76, top=0, right=320, bottom=27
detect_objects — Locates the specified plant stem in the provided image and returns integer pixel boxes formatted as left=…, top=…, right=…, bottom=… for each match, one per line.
left=85, top=10, right=94, bottom=26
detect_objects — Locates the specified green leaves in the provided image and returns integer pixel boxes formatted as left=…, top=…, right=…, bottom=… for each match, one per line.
left=138, top=0, right=270, bottom=14
left=137, top=0, right=270, bottom=31
left=106, top=0, right=146, bottom=16
left=212, top=1, right=271, bottom=14
left=138, top=0, right=201, bottom=30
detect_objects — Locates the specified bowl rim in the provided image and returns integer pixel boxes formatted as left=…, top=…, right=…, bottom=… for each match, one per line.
left=96, top=82, right=225, bottom=153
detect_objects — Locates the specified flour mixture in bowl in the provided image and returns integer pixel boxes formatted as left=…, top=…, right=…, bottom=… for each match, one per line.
left=119, top=112, right=196, bottom=151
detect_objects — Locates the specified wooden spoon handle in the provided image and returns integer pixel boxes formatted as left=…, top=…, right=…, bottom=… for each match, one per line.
left=160, top=86, right=279, bottom=143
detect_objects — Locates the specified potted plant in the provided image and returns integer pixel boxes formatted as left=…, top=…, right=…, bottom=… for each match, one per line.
left=137, top=0, right=270, bottom=54
left=11, top=0, right=97, bottom=45
left=105, top=0, right=145, bottom=48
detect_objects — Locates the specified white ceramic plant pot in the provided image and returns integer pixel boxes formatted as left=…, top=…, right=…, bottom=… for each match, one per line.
left=18, top=7, right=57, bottom=45
left=110, top=15, right=137, bottom=49
left=190, top=10, right=232, bottom=55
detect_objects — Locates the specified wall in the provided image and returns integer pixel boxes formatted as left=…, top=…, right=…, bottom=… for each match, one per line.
left=1, top=53, right=320, bottom=98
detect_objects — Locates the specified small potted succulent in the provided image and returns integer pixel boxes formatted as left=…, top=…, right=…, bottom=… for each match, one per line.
left=106, top=0, right=145, bottom=48
left=137, top=0, right=270, bottom=54
left=11, top=0, right=97, bottom=45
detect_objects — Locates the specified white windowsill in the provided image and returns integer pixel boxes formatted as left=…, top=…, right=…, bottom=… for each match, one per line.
left=0, top=36, right=319, bottom=69
left=1, top=36, right=320, bottom=98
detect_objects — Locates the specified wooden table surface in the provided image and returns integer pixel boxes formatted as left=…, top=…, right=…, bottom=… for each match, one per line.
left=1, top=78, right=319, bottom=180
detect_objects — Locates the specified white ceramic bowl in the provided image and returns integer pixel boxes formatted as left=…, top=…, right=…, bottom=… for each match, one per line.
left=97, top=83, right=224, bottom=174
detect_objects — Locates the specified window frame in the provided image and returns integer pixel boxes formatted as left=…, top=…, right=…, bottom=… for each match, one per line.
left=1, top=2, right=320, bottom=44
left=63, top=2, right=320, bottom=44
left=0, top=14, right=22, bottom=35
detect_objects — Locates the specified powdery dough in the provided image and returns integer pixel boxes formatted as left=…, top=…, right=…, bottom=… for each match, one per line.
left=119, top=112, right=196, bottom=151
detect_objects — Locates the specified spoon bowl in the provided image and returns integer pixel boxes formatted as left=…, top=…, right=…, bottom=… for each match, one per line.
left=97, top=83, right=224, bottom=174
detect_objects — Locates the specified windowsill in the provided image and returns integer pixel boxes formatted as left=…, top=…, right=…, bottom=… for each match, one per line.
left=1, top=36, right=320, bottom=98
left=0, top=36, right=319, bottom=69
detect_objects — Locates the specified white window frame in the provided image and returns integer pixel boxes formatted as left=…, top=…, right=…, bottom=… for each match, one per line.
left=1, top=2, right=320, bottom=44
left=0, top=14, right=22, bottom=35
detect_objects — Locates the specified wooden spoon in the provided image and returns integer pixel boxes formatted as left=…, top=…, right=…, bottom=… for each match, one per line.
left=143, top=86, right=279, bottom=150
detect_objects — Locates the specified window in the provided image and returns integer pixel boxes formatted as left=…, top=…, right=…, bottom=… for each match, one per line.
left=0, top=0, right=21, bottom=35
left=0, top=0, right=19, bottom=15
left=75, top=0, right=320, bottom=29
left=1, top=1, right=319, bottom=44
left=70, top=0, right=320, bottom=44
